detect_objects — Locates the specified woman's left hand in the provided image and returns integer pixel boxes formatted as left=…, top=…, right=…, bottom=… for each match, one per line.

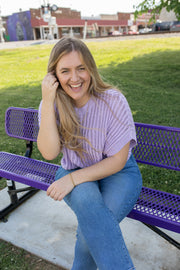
left=47, top=174, right=74, bottom=201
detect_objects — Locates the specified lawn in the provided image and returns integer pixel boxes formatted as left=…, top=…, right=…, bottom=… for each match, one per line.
left=0, top=36, right=180, bottom=269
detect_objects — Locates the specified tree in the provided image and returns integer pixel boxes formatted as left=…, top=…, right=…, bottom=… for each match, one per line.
left=134, top=0, right=180, bottom=21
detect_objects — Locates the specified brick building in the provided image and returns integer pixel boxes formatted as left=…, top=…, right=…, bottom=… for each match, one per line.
left=31, top=7, right=129, bottom=40
left=3, top=6, right=134, bottom=41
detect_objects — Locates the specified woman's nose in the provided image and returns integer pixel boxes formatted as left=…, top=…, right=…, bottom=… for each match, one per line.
left=71, top=70, right=79, bottom=82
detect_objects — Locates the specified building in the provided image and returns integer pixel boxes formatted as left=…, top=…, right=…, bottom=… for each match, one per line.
left=3, top=6, right=137, bottom=42
left=135, top=11, right=159, bottom=29
left=159, top=7, right=177, bottom=22
left=6, top=11, right=34, bottom=41
left=31, top=6, right=129, bottom=40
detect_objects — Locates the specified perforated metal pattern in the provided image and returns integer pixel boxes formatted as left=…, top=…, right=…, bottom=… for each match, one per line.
left=128, top=187, right=180, bottom=232
left=133, top=123, right=180, bottom=171
left=2, top=108, right=180, bottom=232
left=5, top=107, right=39, bottom=141
left=0, top=152, right=59, bottom=191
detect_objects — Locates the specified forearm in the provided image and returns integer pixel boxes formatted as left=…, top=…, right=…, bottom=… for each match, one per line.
left=72, top=143, right=129, bottom=185
left=47, top=146, right=128, bottom=201
left=37, top=100, right=61, bottom=160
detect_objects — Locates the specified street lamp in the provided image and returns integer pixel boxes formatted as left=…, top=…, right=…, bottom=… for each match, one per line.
left=41, top=2, right=58, bottom=39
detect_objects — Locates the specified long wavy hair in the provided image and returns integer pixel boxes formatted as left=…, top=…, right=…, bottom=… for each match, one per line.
left=47, top=37, right=112, bottom=156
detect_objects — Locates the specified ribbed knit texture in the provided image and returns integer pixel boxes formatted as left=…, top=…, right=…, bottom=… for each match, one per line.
left=38, top=89, right=137, bottom=170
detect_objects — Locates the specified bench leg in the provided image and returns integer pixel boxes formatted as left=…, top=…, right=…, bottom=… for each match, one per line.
left=0, top=140, right=37, bottom=221
left=143, top=223, right=180, bottom=249
left=6, top=180, right=18, bottom=204
left=0, top=180, right=38, bottom=222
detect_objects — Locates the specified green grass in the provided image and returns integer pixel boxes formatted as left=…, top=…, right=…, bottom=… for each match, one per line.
left=0, top=36, right=180, bottom=269
left=0, top=37, right=180, bottom=194
left=0, top=239, right=65, bottom=270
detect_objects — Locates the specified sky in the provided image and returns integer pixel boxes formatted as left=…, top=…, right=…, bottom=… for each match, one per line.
left=0, top=0, right=143, bottom=17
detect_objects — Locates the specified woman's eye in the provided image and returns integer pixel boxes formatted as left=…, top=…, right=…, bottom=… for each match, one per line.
left=61, top=70, right=68, bottom=74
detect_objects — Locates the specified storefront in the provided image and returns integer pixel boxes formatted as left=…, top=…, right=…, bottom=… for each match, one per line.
left=4, top=7, right=130, bottom=41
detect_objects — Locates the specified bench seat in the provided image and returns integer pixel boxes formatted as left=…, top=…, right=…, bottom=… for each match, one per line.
left=0, top=151, right=179, bottom=234
left=0, top=151, right=59, bottom=191
left=128, top=186, right=180, bottom=233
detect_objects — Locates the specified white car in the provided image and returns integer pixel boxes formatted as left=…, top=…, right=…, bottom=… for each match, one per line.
left=139, top=28, right=152, bottom=34
left=112, top=30, right=122, bottom=36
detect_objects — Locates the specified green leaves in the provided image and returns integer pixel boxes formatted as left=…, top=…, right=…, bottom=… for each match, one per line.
left=135, top=0, right=180, bottom=21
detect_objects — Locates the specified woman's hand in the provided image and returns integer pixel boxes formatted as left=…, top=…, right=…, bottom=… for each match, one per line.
left=41, top=73, right=59, bottom=103
left=47, top=174, right=75, bottom=201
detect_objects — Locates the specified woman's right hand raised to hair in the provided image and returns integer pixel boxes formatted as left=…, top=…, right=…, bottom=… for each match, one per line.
left=41, top=73, right=59, bottom=103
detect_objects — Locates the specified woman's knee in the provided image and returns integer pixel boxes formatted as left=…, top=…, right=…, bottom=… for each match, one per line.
left=65, top=181, right=101, bottom=212
left=100, top=170, right=142, bottom=222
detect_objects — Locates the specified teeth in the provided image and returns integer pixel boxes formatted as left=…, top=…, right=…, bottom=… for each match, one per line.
left=70, top=83, right=81, bottom=88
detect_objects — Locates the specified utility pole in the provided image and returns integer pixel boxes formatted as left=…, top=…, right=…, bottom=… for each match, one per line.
left=83, top=20, right=87, bottom=40
left=0, top=7, right=5, bottom=43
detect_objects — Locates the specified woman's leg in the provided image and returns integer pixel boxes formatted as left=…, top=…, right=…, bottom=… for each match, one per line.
left=65, top=181, right=134, bottom=270
left=72, top=155, right=142, bottom=270
left=55, top=167, right=97, bottom=270
left=55, top=155, right=142, bottom=270
left=100, top=154, right=142, bottom=223
left=71, top=225, right=97, bottom=270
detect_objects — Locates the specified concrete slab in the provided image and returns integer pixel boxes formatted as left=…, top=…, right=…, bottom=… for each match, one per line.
left=0, top=185, right=179, bottom=270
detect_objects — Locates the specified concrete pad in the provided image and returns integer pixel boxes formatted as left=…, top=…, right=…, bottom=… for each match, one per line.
left=0, top=185, right=179, bottom=270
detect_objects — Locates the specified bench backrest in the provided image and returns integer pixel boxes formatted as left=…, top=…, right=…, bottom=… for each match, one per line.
left=5, top=107, right=39, bottom=142
left=133, top=123, right=180, bottom=171
left=5, top=107, right=180, bottom=171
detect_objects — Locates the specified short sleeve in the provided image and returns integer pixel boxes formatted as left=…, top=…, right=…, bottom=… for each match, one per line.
left=38, top=100, right=43, bottom=127
left=103, top=93, right=136, bottom=157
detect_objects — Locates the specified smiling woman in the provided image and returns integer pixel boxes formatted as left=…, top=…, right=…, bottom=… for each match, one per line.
left=37, top=36, right=142, bottom=270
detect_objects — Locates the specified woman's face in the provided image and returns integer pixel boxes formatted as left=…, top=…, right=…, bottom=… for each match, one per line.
left=56, top=51, right=91, bottom=108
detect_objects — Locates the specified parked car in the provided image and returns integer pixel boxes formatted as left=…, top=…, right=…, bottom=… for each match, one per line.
left=139, top=28, right=152, bottom=34
left=112, top=30, right=122, bottom=36
left=123, top=30, right=139, bottom=35
left=152, top=21, right=171, bottom=31
left=128, top=30, right=139, bottom=35
left=152, top=22, right=161, bottom=31
left=170, top=21, right=180, bottom=31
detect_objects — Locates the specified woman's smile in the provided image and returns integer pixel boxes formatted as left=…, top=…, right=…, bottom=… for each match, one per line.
left=69, top=82, right=83, bottom=92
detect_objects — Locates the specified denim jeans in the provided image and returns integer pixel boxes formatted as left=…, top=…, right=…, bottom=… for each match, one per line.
left=55, top=154, right=142, bottom=270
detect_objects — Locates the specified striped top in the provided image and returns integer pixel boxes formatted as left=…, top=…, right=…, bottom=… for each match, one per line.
left=38, top=89, right=137, bottom=170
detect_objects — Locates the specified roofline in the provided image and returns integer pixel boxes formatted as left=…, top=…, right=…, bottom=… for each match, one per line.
left=31, top=18, right=128, bottom=27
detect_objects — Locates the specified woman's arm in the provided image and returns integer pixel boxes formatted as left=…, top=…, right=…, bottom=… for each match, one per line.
left=37, top=73, right=61, bottom=160
left=47, top=142, right=130, bottom=201
left=73, top=142, right=130, bottom=184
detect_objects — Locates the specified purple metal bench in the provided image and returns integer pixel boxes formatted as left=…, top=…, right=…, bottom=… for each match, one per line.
left=0, top=107, right=180, bottom=249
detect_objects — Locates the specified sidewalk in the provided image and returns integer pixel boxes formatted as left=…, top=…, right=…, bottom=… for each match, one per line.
left=0, top=32, right=180, bottom=50
left=0, top=39, right=58, bottom=50
left=0, top=183, right=179, bottom=270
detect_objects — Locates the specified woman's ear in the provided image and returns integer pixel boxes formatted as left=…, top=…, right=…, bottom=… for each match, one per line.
left=55, top=75, right=62, bottom=91
left=54, top=73, right=60, bottom=84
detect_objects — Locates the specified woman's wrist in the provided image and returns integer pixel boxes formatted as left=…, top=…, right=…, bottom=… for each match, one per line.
left=41, top=99, right=55, bottom=108
left=69, top=173, right=76, bottom=187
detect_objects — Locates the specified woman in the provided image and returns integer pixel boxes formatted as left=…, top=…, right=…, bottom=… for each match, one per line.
left=37, top=36, right=142, bottom=270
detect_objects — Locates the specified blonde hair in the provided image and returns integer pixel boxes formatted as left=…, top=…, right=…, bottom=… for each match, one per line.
left=47, top=37, right=112, bottom=156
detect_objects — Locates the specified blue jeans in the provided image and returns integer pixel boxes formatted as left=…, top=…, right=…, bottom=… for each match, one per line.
left=55, top=154, right=142, bottom=270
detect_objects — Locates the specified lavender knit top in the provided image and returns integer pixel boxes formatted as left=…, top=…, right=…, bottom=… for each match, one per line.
left=38, top=89, right=137, bottom=170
